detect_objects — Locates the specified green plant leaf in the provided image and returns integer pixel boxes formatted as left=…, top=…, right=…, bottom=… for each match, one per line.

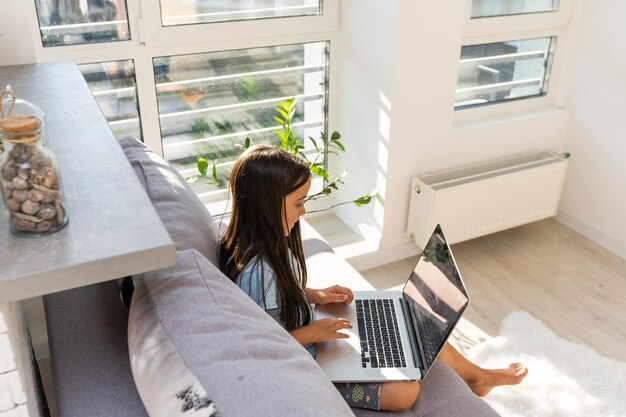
left=278, top=100, right=294, bottom=113
left=309, top=136, right=319, bottom=152
left=274, top=129, right=286, bottom=141
left=197, top=157, right=208, bottom=177
left=235, top=137, right=253, bottom=149
left=354, top=189, right=378, bottom=207
left=332, top=139, right=345, bottom=152
left=310, top=165, right=329, bottom=180
left=330, top=131, right=341, bottom=141
left=276, top=108, right=290, bottom=121
left=212, top=160, right=218, bottom=182
left=274, top=116, right=286, bottom=128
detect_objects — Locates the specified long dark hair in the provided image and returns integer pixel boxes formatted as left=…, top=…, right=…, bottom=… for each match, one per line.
left=219, top=144, right=312, bottom=331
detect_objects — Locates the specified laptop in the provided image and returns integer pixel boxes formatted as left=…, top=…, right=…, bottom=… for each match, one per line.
left=315, top=224, right=469, bottom=382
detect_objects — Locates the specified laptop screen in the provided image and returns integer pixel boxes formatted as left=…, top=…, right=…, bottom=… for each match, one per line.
left=402, top=224, right=469, bottom=371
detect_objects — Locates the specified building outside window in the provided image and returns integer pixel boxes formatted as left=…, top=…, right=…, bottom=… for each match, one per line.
left=455, top=37, right=556, bottom=109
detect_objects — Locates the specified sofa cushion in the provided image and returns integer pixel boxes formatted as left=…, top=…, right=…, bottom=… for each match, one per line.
left=44, top=281, right=149, bottom=417
left=129, top=271, right=218, bottom=417
left=129, top=248, right=354, bottom=417
left=119, top=135, right=220, bottom=264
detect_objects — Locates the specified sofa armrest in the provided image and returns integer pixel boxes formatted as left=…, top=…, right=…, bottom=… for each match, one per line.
left=300, top=218, right=375, bottom=291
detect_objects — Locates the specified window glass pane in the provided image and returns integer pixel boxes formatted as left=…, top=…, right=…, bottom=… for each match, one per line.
left=154, top=42, right=328, bottom=212
left=471, top=0, right=559, bottom=18
left=34, top=0, right=130, bottom=47
left=159, top=0, right=321, bottom=26
left=455, top=37, right=556, bottom=109
left=78, top=60, right=142, bottom=139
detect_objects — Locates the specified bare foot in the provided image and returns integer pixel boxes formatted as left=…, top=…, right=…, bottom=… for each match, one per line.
left=469, top=363, right=528, bottom=397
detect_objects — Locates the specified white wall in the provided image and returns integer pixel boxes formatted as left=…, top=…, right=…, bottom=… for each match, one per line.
left=558, top=0, right=626, bottom=259
left=333, top=0, right=397, bottom=247
left=0, top=1, right=37, bottom=66
left=336, top=0, right=571, bottom=267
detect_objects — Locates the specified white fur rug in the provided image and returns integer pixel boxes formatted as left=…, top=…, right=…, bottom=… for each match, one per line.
left=466, top=311, right=626, bottom=417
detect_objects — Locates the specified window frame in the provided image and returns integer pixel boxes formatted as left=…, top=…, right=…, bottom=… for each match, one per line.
left=464, top=1, right=571, bottom=36
left=454, top=0, right=572, bottom=123
left=139, top=0, right=338, bottom=49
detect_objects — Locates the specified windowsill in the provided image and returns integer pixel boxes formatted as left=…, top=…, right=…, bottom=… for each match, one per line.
left=304, top=212, right=421, bottom=272
left=304, top=212, right=379, bottom=260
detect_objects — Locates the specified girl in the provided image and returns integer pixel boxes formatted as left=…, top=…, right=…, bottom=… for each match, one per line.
left=219, top=144, right=527, bottom=411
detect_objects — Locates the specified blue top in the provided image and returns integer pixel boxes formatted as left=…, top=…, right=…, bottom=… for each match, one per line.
left=235, top=255, right=316, bottom=357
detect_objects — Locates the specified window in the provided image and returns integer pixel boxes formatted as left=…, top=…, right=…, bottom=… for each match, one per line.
left=30, top=0, right=336, bottom=211
left=154, top=42, right=329, bottom=209
left=456, top=0, right=568, bottom=113
left=471, top=0, right=560, bottom=18
left=34, top=0, right=130, bottom=47
left=78, top=60, right=142, bottom=139
left=455, top=37, right=556, bottom=109
left=160, top=0, right=322, bottom=26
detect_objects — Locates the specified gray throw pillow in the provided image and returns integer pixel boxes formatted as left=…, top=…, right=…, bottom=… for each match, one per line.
left=118, top=135, right=220, bottom=264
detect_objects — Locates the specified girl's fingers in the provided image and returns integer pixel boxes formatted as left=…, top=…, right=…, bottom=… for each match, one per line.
left=334, top=320, right=352, bottom=339
left=334, top=318, right=352, bottom=329
left=332, top=286, right=353, bottom=303
left=331, top=293, right=349, bottom=302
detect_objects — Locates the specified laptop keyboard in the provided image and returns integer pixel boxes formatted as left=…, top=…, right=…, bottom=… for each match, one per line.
left=356, top=299, right=407, bottom=368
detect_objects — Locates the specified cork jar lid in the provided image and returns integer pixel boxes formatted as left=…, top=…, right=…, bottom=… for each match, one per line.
left=0, top=115, right=41, bottom=134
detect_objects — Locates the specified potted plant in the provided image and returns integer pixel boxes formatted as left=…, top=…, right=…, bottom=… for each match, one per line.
left=187, top=97, right=376, bottom=211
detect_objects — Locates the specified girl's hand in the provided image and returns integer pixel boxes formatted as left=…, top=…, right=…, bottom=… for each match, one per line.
left=306, top=285, right=354, bottom=305
left=291, top=318, right=352, bottom=345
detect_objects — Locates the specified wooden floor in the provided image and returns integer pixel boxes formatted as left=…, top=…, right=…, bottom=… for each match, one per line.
left=314, top=216, right=626, bottom=362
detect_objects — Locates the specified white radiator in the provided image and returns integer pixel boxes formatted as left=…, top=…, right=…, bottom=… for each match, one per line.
left=407, top=150, right=568, bottom=248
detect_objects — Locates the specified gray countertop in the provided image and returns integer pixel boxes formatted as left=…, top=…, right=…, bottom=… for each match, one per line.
left=0, top=61, right=175, bottom=303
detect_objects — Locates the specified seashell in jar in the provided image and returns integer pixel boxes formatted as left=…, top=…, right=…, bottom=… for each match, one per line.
left=17, top=164, right=31, bottom=180
left=12, top=217, right=36, bottom=231
left=2, top=165, right=17, bottom=181
left=37, top=220, right=53, bottom=232
left=42, top=169, right=58, bottom=189
left=12, top=176, right=28, bottom=190
left=18, top=152, right=31, bottom=164
left=29, top=189, right=45, bottom=202
left=31, top=170, right=45, bottom=186
left=7, top=198, right=21, bottom=212
left=55, top=201, right=65, bottom=224
left=37, top=203, right=56, bottom=220
left=2, top=178, right=12, bottom=192
left=21, top=199, right=40, bottom=215
left=12, top=189, right=29, bottom=203
left=29, top=151, right=50, bottom=170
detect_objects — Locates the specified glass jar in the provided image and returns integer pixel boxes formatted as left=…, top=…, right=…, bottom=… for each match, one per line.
left=0, top=90, right=69, bottom=237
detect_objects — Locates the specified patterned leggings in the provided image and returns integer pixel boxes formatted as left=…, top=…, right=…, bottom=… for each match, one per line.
left=334, top=382, right=383, bottom=411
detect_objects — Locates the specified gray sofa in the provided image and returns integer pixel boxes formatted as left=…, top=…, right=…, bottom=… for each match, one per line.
left=44, top=136, right=499, bottom=417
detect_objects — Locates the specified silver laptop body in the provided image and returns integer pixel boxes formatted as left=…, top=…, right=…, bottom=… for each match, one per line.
left=315, top=225, right=469, bottom=382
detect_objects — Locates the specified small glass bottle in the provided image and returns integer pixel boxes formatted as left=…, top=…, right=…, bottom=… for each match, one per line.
left=0, top=89, right=69, bottom=237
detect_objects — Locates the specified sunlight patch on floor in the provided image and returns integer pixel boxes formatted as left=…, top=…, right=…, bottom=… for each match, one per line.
left=450, top=318, right=493, bottom=356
